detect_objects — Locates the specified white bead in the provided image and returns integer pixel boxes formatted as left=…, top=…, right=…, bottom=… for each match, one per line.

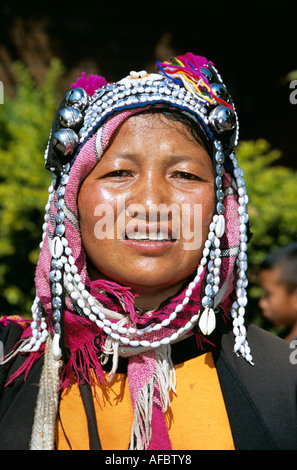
left=170, top=332, right=179, bottom=341
left=184, top=321, right=192, bottom=331
left=65, top=247, right=72, bottom=256
left=89, top=313, right=97, bottom=322
left=182, top=297, right=189, bottom=305
left=161, top=318, right=170, bottom=327
left=64, top=263, right=71, bottom=273
left=67, top=282, right=74, bottom=292
left=103, top=326, right=112, bottom=335
left=169, top=311, right=177, bottom=321
left=175, top=304, right=183, bottom=313
left=152, top=324, right=162, bottom=331
left=78, top=282, right=85, bottom=292
left=74, top=273, right=81, bottom=283
left=197, top=265, right=204, bottom=275
left=111, top=332, right=120, bottom=341
left=160, top=337, right=170, bottom=345
left=151, top=341, right=161, bottom=348
left=95, top=319, right=104, bottom=329
left=77, top=298, right=85, bottom=309
left=70, top=265, right=78, bottom=274
left=130, top=340, right=140, bottom=347
left=120, top=336, right=130, bottom=345
left=118, top=327, right=128, bottom=334
left=190, top=314, right=199, bottom=324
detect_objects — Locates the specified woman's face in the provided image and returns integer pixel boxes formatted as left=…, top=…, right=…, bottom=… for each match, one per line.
left=78, top=113, right=214, bottom=306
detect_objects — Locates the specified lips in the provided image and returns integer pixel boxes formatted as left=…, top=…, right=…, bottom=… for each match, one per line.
left=122, top=222, right=177, bottom=254
left=124, top=222, right=175, bottom=241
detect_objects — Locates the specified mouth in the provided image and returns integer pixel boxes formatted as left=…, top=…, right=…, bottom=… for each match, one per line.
left=124, top=223, right=176, bottom=242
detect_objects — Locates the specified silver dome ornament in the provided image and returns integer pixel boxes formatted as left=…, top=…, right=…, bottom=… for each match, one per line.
left=53, top=129, right=79, bottom=157
left=208, top=105, right=236, bottom=134
left=200, top=66, right=213, bottom=83
left=65, top=87, right=89, bottom=111
left=210, top=83, right=230, bottom=102
left=59, top=106, right=84, bottom=130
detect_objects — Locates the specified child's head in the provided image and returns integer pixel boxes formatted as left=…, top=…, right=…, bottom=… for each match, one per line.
left=259, top=243, right=297, bottom=327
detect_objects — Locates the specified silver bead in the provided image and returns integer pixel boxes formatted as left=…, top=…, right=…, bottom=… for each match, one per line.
left=215, top=151, right=224, bottom=164
left=53, top=129, right=79, bottom=156
left=50, top=270, right=62, bottom=283
left=51, top=258, right=63, bottom=270
left=56, top=199, right=65, bottom=210
left=65, top=87, right=89, bottom=111
left=59, top=106, right=84, bottom=130
left=200, top=67, right=213, bottom=83
left=210, top=83, right=230, bottom=102
left=53, top=309, right=61, bottom=322
left=56, top=186, right=65, bottom=198
left=56, top=211, right=65, bottom=224
left=202, top=295, right=213, bottom=308
left=55, top=322, right=61, bottom=335
left=209, top=105, right=236, bottom=134
left=55, top=224, right=65, bottom=237
left=52, top=282, right=63, bottom=296
left=52, top=296, right=62, bottom=309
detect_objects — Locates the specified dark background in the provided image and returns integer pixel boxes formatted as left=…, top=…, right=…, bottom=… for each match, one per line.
left=0, top=1, right=296, bottom=167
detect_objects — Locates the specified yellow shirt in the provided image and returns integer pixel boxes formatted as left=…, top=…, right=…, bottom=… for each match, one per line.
left=56, top=352, right=234, bottom=450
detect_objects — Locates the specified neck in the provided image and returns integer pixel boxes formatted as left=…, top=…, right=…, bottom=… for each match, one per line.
left=87, top=260, right=186, bottom=311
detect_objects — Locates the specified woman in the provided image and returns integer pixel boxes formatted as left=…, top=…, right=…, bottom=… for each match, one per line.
left=0, top=52, right=296, bottom=450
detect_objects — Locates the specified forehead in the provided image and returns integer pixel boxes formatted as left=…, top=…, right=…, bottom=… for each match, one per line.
left=104, top=113, right=211, bottom=159
left=260, top=267, right=284, bottom=287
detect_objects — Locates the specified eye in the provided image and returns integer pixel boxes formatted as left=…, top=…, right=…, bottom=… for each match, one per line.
left=171, top=171, right=200, bottom=181
left=103, top=170, right=132, bottom=178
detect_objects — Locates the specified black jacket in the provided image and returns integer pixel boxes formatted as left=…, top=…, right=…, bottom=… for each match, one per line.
left=0, top=321, right=297, bottom=450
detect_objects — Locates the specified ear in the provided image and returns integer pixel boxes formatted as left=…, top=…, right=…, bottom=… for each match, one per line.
left=291, top=288, right=297, bottom=312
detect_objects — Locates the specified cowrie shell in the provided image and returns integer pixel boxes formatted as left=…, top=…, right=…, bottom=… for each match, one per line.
left=52, top=333, right=62, bottom=361
left=215, top=214, right=225, bottom=238
left=198, top=307, right=216, bottom=336
left=51, top=236, right=63, bottom=259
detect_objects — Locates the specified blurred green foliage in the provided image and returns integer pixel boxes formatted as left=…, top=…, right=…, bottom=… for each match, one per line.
left=0, top=59, right=64, bottom=316
left=0, top=61, right=296, bottom=327
left=237, top=139, right=297, bottom=325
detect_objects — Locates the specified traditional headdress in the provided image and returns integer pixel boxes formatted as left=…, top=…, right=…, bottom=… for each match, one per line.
left=6, top=52, right=252, bottom=449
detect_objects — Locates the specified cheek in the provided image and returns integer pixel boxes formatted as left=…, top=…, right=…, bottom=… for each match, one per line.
left=78, top=184, right=118, bottom=234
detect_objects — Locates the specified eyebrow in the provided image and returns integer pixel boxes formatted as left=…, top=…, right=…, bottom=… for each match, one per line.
left=109, top=153, right=211, bottom=164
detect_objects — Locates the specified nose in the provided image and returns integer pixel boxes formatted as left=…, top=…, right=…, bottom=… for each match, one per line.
left=126, top=170, right=171, bottom=220
left=259, top=296, right=267, bottom=311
